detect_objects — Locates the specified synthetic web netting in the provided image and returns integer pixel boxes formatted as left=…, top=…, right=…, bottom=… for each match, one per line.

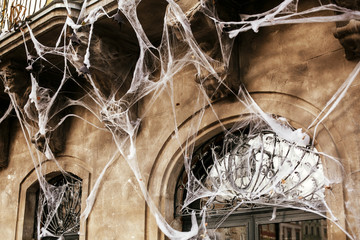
left=1, top=0, right=360, bottom=239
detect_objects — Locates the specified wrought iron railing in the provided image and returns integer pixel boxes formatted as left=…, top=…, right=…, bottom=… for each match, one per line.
left=0, top=0, right=50, bottom=32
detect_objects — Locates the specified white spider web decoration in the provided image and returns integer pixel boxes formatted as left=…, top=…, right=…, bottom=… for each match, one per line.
left=1, top=0, right=360, bottom=239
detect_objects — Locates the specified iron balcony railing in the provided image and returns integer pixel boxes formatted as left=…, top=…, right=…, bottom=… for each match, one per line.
left=0, top=0, right=51, bottom=32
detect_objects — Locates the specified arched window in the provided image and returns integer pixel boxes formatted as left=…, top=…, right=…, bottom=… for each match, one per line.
left=17, top=157, right=90, bottom=240
left=25, top=172, right=82, bottom=240
left=175, top=127, right=328, bottom=239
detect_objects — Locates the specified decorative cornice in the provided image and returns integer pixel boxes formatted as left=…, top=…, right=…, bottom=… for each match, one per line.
left=0, top=61, right=30, bottom=108
left=0, top=61, right=67, bottom=155
left=332, top=1, right=360, bottom=60
left=334, top=20, right=360, bottom=60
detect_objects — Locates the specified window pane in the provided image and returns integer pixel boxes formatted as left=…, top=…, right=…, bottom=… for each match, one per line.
left=208, top=226, right=247, bottom=240
left=259, top=219, right=327, bottom=240
left=259, top=223, right=276, bottom=240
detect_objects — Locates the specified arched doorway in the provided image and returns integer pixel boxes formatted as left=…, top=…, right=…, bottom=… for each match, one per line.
left=146, top=93, right=346, bottom=240
left=175, top=123, right=328, bottom=239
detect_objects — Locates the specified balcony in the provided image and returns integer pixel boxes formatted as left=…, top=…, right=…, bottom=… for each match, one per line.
left=0, top=0, right=51, bottom=33
left=0, top=0, right=168, bottom=120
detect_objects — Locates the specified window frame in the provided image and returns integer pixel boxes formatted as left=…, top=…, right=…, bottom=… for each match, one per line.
left=16, top=157, right=91, bottom=240
left=33, top=173, right=82, bottom=239
left=182, top=208, right=326, bottom=240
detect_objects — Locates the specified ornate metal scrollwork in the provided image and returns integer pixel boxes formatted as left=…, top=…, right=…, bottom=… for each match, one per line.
left=175, top=130, right=326, bottom=217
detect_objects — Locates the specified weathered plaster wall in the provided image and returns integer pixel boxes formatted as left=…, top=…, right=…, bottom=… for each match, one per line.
left=1, top=1, right=360, bottom=240
left=0, top=121, right=32, bottom=240
left=143, top=7, right=360, bottom=240
left=239, top=20, right=360, bottom=238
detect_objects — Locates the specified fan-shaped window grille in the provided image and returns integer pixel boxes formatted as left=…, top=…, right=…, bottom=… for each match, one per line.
left=34, top=173, right=82, bottom=240
left=175, top=129, right=326, bottom=217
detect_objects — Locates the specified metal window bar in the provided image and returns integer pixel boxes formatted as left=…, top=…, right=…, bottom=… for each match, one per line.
left=175, top=130, right=325, bottom=217
left=0, top=0, right=49, bottom=32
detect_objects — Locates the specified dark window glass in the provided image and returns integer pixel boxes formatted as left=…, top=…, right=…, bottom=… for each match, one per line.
left=260, top=220, right=327, bottom=240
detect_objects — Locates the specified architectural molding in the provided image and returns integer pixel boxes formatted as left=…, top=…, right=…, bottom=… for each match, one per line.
left=0, top=61, right=30, bottom=108
left=179, top=4, right=239, bottom=101
left=69, top=26, right=140, bottom=133
left=146, top=92, right=347, bottom=240
left=0, top=61, right=26, bottom=169
left=334, top=20, right=360, bottom=60
left=332, top=1, right=360, bottom=60
left=15, top=156, right=92, bottom=240
left=0, top=61, right=68, bottom=155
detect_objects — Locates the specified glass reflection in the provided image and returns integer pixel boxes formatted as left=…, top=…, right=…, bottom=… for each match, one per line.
left=208, top=226, right=247, bottom=240
left=259, top=219, right=327, bottom=240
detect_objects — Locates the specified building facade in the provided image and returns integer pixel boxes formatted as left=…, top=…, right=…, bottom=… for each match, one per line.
left=1, top=0, right=360, bottom=239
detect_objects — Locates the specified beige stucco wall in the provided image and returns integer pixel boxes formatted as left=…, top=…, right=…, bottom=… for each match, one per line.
left=1, top=1, right=360, bottom=240
left=143, top=6, right=360, bottom=239
left=238, top=20, right=360, bottom=239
